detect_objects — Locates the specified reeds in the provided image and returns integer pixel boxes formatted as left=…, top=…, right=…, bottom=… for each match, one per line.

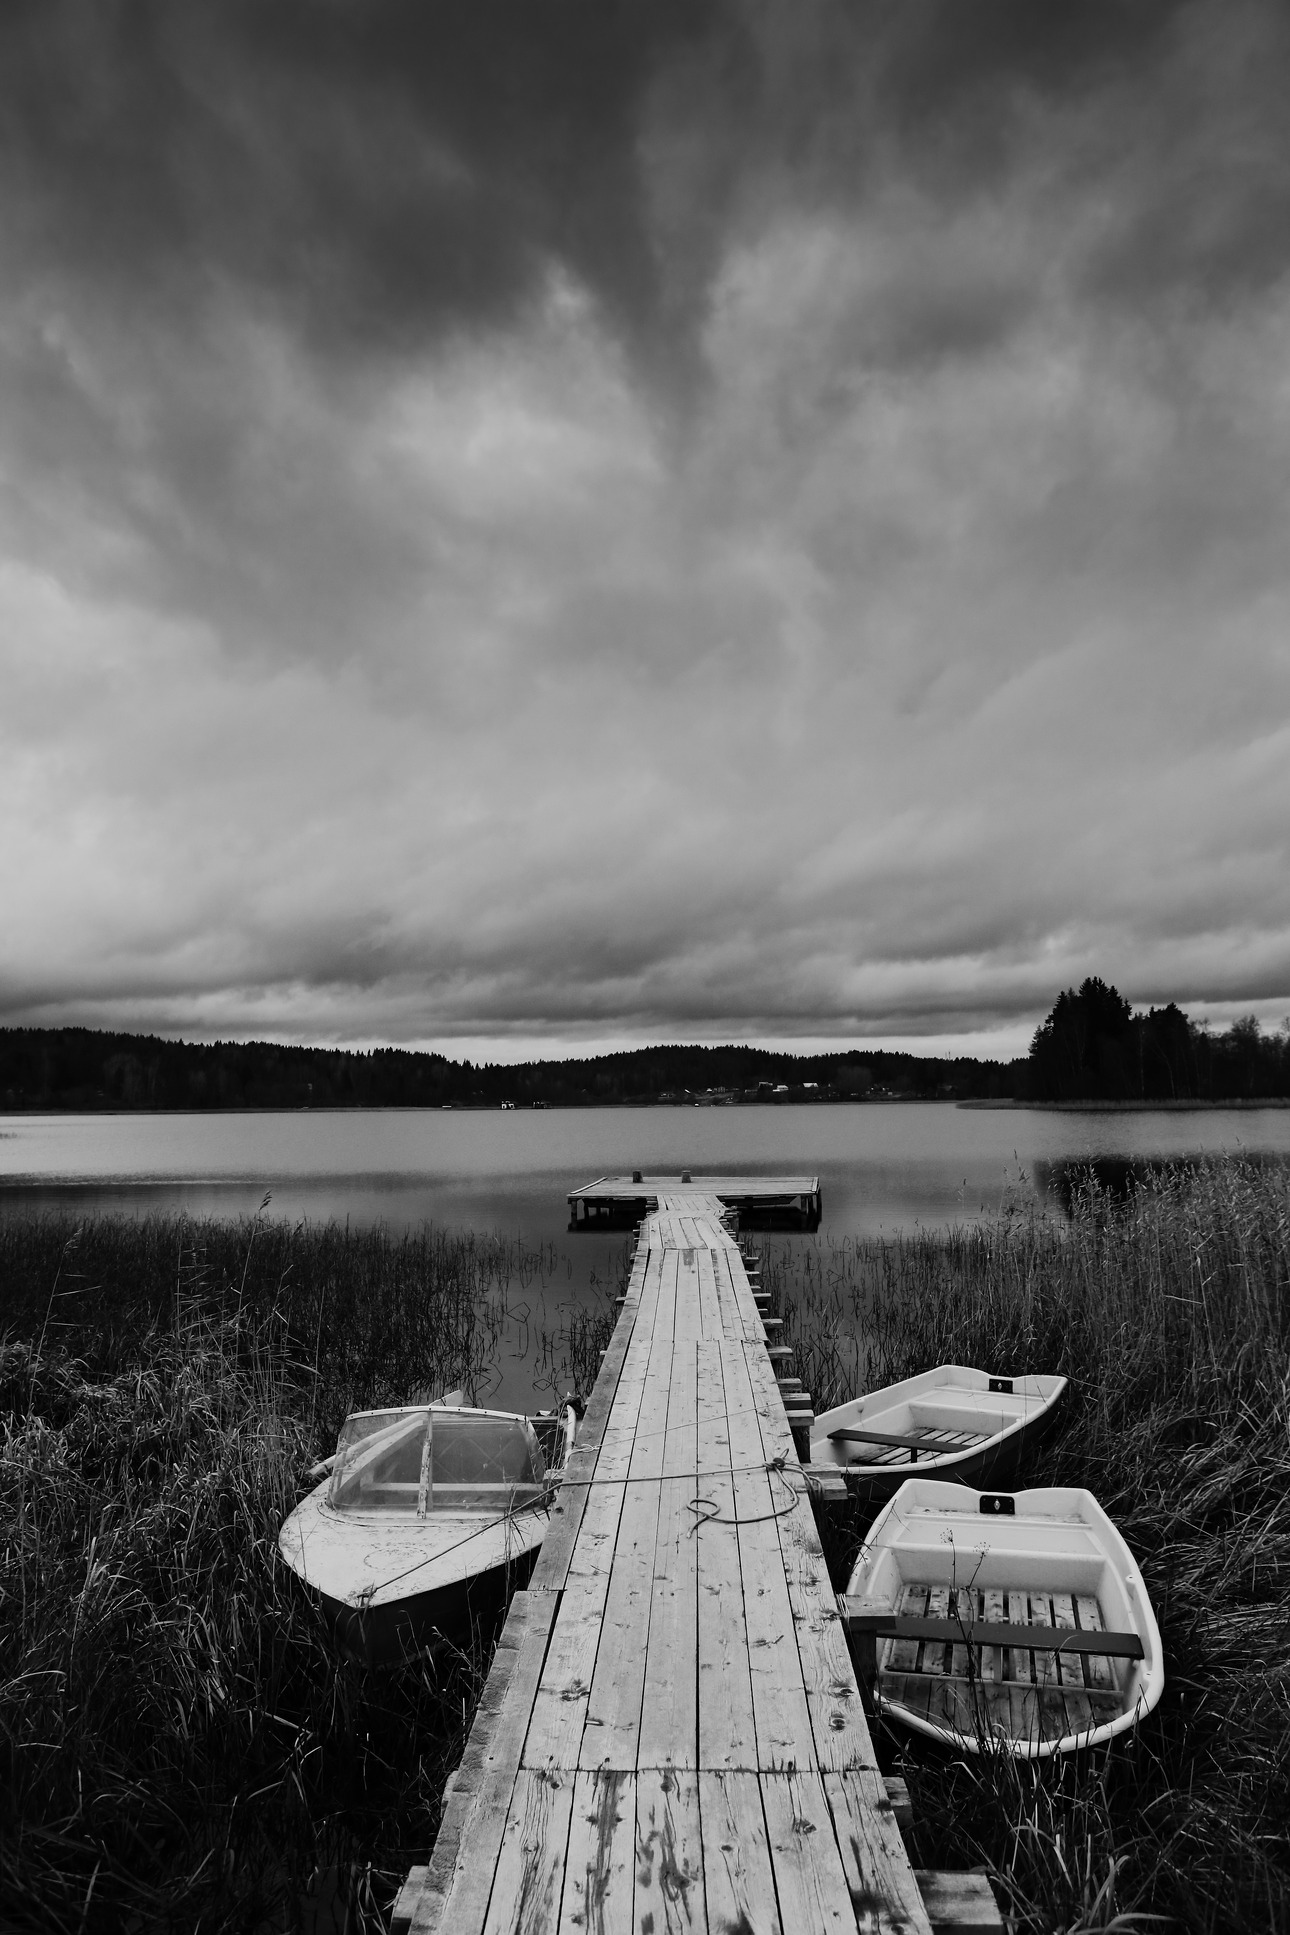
left=0, top=1214, right=616, bottom=1933
left=774, top=1157, right=1290, bottom=1932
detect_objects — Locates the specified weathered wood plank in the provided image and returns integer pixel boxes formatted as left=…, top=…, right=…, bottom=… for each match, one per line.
left=639, top=1342, right=700, bottom=1771
left=718, top=1339, right=821, bottom=1773
left=480, top=1768, right=577, bottom=1935
left=696, top=1244, right=723, bottom=1337
left=1076, top=1593, right=1118, bottom=1693
left=580, top=1326, right=670, bottom=1769
left=736, top=1344, right=877, bottom=1775
left=670, top=1242, right=702, bottom=1343
left=697, top=1772, right=782, bottom=1935
left=695, top=1342, right=758, bottom=1770
left=558, top=1768, right=635, bottom=1935
left=760, top=1767, right=858, bottom=1933
left=409, top=1591, right=557, bottom=1933
left=529, top=1249, right=653, bottom=1594
left=913, top=1870, right=1006, bottom=1933
left=635, top=1769, right=706, bottom=1935
left=823, top=1769, right=934, bottom=1935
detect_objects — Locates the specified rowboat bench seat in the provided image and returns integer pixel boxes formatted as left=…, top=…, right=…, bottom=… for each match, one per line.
left=841, top=1582, right=1138, bottom=1744
left=828, top=1424, right=989, bottom=1459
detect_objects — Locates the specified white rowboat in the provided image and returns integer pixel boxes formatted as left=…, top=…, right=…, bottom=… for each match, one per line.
left=279, top=1398, right=576, bottom=1666
left=810, top=1365, right=1067, bottom=1505
left=841, top=1478, right=1164, bottom=1756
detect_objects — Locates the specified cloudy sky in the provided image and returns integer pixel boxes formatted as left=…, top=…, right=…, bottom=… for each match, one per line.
left=3, top=0, right=1289, bottom=1061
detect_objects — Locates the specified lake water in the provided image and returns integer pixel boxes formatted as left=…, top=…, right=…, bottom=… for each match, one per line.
left=5, top=1103, right=1288, bottom=1406
left=4, top=1101, right=1290, bottom=1237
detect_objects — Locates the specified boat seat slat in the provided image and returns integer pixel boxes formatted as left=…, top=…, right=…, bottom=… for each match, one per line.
left=827, top=1425, right=988, bottom=1452
left=1075, top=1594, right=1119, bottom=1692
left=841, top=1609, right=1143, bottom=1660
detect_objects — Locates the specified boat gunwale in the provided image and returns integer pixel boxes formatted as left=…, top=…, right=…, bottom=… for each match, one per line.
left=849, top=1476, right=1164, bottom=1759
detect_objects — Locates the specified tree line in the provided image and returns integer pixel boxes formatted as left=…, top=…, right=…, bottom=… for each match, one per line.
left=4, top=993, right=1285, bottom=1112
left=0, top=1026, right=1024, bottom=1112
left=1028, top=979, right=1290, bottom=1102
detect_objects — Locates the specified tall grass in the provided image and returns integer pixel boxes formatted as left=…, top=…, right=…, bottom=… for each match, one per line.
left=772, top=1158, right=1290, bottom=1932
left=0, top=1214, right=617, bottom=1933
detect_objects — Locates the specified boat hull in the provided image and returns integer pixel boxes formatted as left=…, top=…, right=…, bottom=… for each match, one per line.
left=811, top=1365, right=1067, bottom=1511
left=315, top=1541, right=540, bottom=1667
left=844, top=1478, right=1164, bottom=1758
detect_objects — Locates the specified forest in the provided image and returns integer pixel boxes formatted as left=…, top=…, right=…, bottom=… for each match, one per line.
left=0, top=1027, right=1024, bottom=1111
left=1027, top=979, right=1290, bottom=1101
left=3, top=991, right=1286, bottom=1112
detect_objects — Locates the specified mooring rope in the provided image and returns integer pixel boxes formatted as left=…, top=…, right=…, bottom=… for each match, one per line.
left=340, top=1452, right=807, bottom=1603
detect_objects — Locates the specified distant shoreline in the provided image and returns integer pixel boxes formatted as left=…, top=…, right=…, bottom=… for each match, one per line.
left=959, top=1097, right=1290, bottom=1111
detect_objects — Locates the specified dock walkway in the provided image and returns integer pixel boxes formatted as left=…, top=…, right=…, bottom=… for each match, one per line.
left=394, top=1191, right=940, bottom=1933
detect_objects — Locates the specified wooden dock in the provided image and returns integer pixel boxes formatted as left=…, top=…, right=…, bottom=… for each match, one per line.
left=394, top=1187, right=1000, bottom=1935
left=568, top=1173, right=822, bottom=1229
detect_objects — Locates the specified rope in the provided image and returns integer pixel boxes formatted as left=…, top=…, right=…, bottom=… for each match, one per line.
left=685, top=1456, right=803, bottom=1533
left=352, top=1491, right=560, bottom=1601
left=338, top=1452, right=807, bottom=1605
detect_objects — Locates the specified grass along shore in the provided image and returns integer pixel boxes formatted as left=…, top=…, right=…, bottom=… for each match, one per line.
left=2, top=1164, right=1287, bottom=1931
left=769, top=1157, right=1290, bottom=1932
left=0, top=1214, right=614, bottom=1933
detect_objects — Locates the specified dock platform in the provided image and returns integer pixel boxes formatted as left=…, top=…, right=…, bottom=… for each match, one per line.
left=568, top=1172, right=822, bottom=1229
left=394, top=1188, right=999, bottom=1934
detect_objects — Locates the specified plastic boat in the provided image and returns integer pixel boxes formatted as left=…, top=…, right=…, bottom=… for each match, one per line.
left=279, top=1396, right=577, bottom=1665
left=810, top=1365, right=1067, bottom=1506
left=841, top=1478, right=1164, bottom=1756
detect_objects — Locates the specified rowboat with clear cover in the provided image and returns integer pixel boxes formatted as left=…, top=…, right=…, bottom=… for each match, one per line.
left=810, top=1364, right=1067, bottom=1505
left=279, top=1397, right=577, bottom=1665
left=841, top=1478, right=1164, bottom=1756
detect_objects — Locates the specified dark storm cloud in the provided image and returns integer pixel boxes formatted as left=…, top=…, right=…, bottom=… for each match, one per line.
left=3, top=0, right=1290, bottom=1051
left=0, top=0, right=707, bottom=357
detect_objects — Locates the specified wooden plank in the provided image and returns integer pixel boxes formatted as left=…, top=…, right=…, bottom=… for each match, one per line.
left=529, top=1250, right=653, bottom=1593
left=412, top=1591, right=557, bottom=1933
left=827, top=1427, right=986, bottom=1453
left=1076, top=1594, right=1119, bottom=1694
left=480, top=1767, right=576, bottom=1935
left=580, top=1329, right=670, bottom=1771
left=730, top=1466, right=813, bottom=1770
left=836, top=1615, right=1142, bottom=1660
left=720, top=1341, right=814, bottom=1773
left=913, top=1870, right=1006, bottom=1933
left=1051, top=1593, right=1083, bottom=1695
left=558, top=1768, right=635, bottom=1935
left=924, top=1588, right=952, bottom=1678
left=884, top=1585, right=926, bottom=1674
left=635, top=1769, right=706, bottom=1935
left=949, top=1587, right=974, bottom=1683
left=979, top=1588, right=1004, bottom=1683
left=823, top=1770, right=934, bottom=1935
left=526, top=1304, right=661, bottom=1774
left=698, top=1772, right=782, bottom=1935
left=696, top=1244, right=722, bottom=1337
left=713, top=1247, right=749, bottom=1339
left=734, top=1340, right=877, bottom=1775
left=671, top=1243, right=702, bottom=1343
left=1006, top=1591, right=1032, bottom=1688
left=760, top=1767, right=858, bottom=1933
left=639, top=1342, right=700, bottom=1771
left=695, top=1341, right=758, bottom=1770
left=925, top=1672, right=976, bottom=1743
